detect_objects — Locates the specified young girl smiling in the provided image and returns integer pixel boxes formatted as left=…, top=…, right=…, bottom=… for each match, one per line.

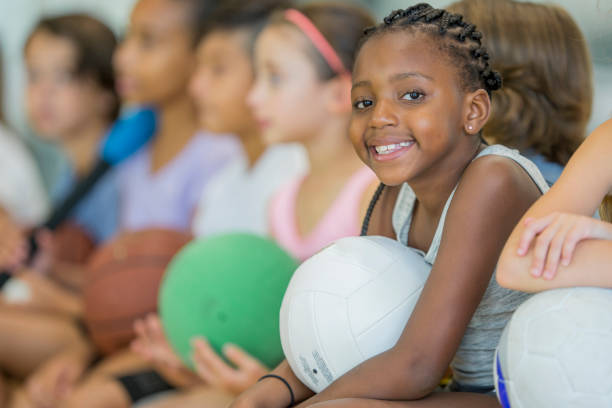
left=232, top=4, right=549, bottom=407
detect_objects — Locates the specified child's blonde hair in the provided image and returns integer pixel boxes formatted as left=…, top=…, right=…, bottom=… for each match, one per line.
left=448, top=0, right=593, bottom=165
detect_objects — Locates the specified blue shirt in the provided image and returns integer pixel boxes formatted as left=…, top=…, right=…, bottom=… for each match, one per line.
left=51, top=162, right=120, bottom=243
left=521, top=149, right=564, bottom=187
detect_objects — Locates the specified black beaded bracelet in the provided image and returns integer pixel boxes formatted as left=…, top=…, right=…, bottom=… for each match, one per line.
left=258, top=374, right=295, bottom=407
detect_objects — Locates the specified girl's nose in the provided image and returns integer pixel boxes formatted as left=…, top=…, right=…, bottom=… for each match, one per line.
left=370, top=98, right=398, bottom=129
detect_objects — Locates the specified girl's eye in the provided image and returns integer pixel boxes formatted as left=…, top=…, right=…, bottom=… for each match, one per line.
left=138, top=33, right=156, bottom=49
left=353, top=99, right=373, bottom=110
left=401, top=90, right=424, bottom=101
left=54, top=71, right=75, bottom=85
left=211, top=65, right=226, bottom=76
left=267, top=72, right=281, bottom=86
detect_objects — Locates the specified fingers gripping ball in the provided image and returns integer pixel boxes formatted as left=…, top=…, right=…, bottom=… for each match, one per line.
left=280, top=236, right=431, bottom=392
left=495, top=287, right=612, bottom=408
left=159, top=233, right=298, bottom=370
left=84, top=229, right=192, bottom=354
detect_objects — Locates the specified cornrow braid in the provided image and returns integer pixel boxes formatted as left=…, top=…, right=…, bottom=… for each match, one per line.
left=360, top=3, right=502, bottom=96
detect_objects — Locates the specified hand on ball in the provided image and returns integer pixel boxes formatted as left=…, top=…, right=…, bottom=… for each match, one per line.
left=192, top=337, right=268, bottom=395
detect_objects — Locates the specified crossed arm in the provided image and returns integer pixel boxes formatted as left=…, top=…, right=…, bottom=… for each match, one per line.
left=497, top=118, right=612, bottom=292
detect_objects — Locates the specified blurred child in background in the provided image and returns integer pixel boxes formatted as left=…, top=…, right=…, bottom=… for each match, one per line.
left=448, top=0, right=593, bottom=186
left=0, top=41, right=50, bottom=408
left=0, top=14, right=121, bottom=280
left=126, top=2, right=377, bottom=407
left=0, top=47, right=49, bottom=228
left=0, top=17, right=120, bottom=400
left=249, top=2, right=378, bottom=261
left=190, top=0, right=307, bottom=238
left=113, top=0, right=239, bottom=233
left=8, top=0, right=239, bottom=407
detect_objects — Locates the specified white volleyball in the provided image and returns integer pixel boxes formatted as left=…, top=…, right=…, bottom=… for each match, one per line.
left=279, top=236, right=431, bottom=392
left=495, top=287, right=612, bottom=408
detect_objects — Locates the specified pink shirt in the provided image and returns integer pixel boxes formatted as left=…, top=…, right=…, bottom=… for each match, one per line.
left=118, top=132, right=240, bottom=233
left=269, top=166, right=377, bottom=261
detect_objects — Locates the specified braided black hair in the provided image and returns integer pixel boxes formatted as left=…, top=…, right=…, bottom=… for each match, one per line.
left=359, top=3, right=502, bottom=96
left=358, top=4, right=501, bottom=235
left=360, top=182, right=385, bottom=236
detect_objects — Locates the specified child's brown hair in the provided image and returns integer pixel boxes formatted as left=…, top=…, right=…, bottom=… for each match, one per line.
left=25, top=14, right=120, bottom=121
left=269, top=2, right=376, bottom=80
left=448, top=0, right=593, bottom=165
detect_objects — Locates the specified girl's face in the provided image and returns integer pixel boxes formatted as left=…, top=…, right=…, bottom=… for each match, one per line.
left=349, top=31, right=469, bottom=186
left=189, top=30, right=256, bottom=135
left=25, top=31, right=111, bottom=142
left=248, top=25, right=330, bottom=145
left=114, top=0, right=195, bottom=105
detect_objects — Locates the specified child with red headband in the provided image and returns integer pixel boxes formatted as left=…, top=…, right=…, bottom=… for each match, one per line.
left=247, top=4, right=378, bottom=262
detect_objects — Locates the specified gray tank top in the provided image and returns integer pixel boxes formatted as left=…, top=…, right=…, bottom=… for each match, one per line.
left=392, top=145, right=549, bottom=388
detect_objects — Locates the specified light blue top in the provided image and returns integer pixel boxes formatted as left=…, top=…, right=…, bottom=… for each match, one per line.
left=51, top=163, right=120, bottom=244
left=521, top=149, right=564, bottom=187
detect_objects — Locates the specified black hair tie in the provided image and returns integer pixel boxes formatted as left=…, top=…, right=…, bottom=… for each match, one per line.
left=258, top=374, right=295, bottom=407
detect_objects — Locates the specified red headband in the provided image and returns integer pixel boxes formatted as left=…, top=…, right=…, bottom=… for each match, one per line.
left=284, top=9, right=350, bottom=77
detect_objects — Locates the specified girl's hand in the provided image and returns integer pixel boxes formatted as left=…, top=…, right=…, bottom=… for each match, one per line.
left=25, top=348, right=89, bottom=408
left=517, top=212, right=612, bottom=279
left=131, top=314, right=183, bottom=369
left=228, top=381, right=290, bottom=408
left=229, top=360, right=313, bottom=408
left=131, top=314, right=200, bottom=387
left=191, top=337, right=268, bottom=395
left=0, top=214, right=28, bottom=271
left=0, top=216, right=55, bottom=275
left=30, top=229, right=56, bottom=276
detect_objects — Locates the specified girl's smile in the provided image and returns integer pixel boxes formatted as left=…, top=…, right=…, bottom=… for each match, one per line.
left=368, top=138, right=416, bottom=162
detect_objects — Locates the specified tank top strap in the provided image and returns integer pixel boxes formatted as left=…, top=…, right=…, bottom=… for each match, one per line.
left=423, top=145, right=549, bottom=263
left=269, top=166, right=376, bottom=261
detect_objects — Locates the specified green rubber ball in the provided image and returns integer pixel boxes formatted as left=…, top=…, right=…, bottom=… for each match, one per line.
left=159, top=233, right=298, bottom=370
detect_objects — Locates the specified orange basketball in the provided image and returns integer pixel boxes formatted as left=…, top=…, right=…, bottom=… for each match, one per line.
left=83, top=229, right=191, bottom=354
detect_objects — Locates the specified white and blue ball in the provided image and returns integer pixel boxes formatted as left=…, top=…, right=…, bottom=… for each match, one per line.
left=279, top=236, right=431, bottom=392
left=495, top=287, right=612, bottom=408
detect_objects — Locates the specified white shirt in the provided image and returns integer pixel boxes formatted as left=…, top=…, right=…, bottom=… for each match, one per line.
left=192, top=143, right=308, bottom=237
left=0, top=124, right=49, bottom=226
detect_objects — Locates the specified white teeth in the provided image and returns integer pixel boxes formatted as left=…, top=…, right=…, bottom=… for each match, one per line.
left=374, top=141, right=413, bottom=155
